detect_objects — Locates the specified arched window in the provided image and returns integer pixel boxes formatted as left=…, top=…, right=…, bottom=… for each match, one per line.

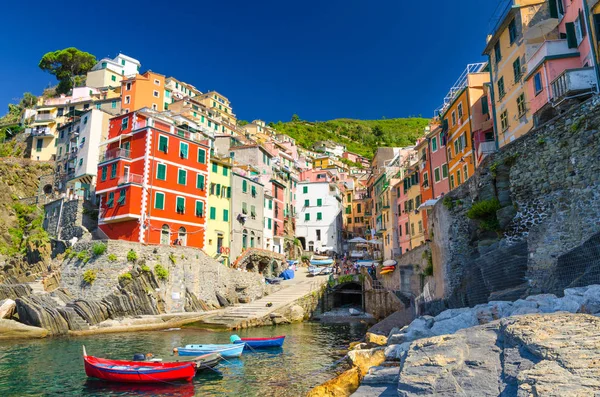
left=160, top=224, right=170, bottom=245
left=308, top=241, right=314, bottom=252
left=178, top=227, right=187, bottom=246
left=242, top=229, right=248, bottom=249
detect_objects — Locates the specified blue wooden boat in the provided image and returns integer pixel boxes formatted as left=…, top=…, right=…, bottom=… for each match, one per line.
left=230, top=335, right=285, bottom=349
left=310, top=259, right=333, bottom=265
left=175, top=343, right=245, bottom=358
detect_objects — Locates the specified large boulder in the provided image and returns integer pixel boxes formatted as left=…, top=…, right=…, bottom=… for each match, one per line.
left=397, top=313, right=600, bottom=396
left=0, top=284, right=32, bottom=300
left=306, top=367, right=361, bottom=397
left=0, top=299, right=16, bottom=319
left=347, top=347, right=385, bottom=375
left=0, top=319, right=48, bottom=339
left=69, top=300, right=110, bottom=325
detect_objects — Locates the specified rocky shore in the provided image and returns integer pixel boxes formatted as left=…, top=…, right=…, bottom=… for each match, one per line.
left=308, top=284, right=600, bottom=396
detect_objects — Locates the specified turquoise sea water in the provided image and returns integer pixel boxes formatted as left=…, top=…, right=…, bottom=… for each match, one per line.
left=0, top=322, right=367, bottom=396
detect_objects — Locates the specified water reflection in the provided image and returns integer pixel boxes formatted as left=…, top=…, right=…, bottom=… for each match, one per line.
left=0, top=322, right=367, bottom=397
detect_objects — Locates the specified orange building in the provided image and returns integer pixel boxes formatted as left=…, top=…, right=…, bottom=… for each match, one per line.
left=438, top=64, right=489, bottom=190
left=96, top=109, right=210, bottom=248
left=121, top=71, right=166, bottom=114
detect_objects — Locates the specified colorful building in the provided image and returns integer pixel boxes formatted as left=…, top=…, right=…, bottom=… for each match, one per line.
left=121, top=71, right=166, bottom=114
left=313, top=156, right=331, bottom=169
left=206, top=156, right=232, bottom=265
left=96, top=109, right=210, bottom=248
left=195, top=91, right=236, bottom=126
left=483, top=0, right=557, bottom=146
left=438, top=63, right=489, bottom=190
left=230, top=172, right=264, bottom=260
left=524, top=0, right=598, bottom=126
left=55, top=109, right=111, bottom=200
left=424, top=124, right=450, bottom=197
left=86, top=53, right=141, bottom=89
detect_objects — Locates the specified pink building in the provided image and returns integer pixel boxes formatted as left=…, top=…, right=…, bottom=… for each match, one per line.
left=524, top=0, right=598, bottom=126
left=342, top=151, right=370, bottom=167
left=299, top=169, right=334, bottom=183
left=426, top=124, right=450, bottom=198
left=394, top=179, right=411, bottom=254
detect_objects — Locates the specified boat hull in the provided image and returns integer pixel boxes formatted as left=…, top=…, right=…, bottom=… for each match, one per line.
left=234, top=336, right=285, bottom=349
left=84, top=356, right=195, bottom=383
left=178, top=343, right=245, bottom=358
left=310, top=259, right=334, bottom=265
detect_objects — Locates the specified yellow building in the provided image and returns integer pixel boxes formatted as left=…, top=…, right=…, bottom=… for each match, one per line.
left=439, top=64, right=489, bottom=190
left=196, top=91, right=236, bottom=126
left=313, top=156, right=331, bottom=169
left=406, top=166, right=425, bottom=249
left=483, top=0, right=556, bottom=147
left=206, top=156, right=232, bottom=265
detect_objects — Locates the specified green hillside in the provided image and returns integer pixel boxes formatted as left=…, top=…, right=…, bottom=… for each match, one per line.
left=271, top=118, right=429, bottom=158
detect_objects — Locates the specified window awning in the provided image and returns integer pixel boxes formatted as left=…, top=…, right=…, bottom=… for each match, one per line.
left=36, top=106, right=57, bottom=112
left=30, top=120, right=54, bottom=126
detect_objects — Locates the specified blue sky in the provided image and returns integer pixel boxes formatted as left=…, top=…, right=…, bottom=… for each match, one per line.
left=0, top=0, right=502, bottom=122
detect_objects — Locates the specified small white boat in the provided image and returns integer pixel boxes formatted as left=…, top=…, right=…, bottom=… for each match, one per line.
left=308, top=266, right=333, bottom=276
left=349, top=308, right=362, bottom=316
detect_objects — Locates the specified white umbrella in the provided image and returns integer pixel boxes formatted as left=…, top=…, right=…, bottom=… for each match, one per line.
left=348, top=237, right=368, bottom=243
left=367, top=240, right=383, bottom=245
left=383, top=259, right=397, bottom=267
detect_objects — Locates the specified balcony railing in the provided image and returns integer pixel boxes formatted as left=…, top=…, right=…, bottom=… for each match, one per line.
left=99, top=148, right=131, bottom=163
left=526, top=40, right=577, bottom=74
left=551, top=67, right=597, bottom=103
left=118, top=173, right=143, bottom=185
left=477, top=141, right=497, bottom=158
left=35, top=113, right=56, bottom=121
left=31, top=127, right=53, bottom=137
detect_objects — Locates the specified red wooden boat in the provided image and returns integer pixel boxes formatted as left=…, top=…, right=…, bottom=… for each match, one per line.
left=83, top=346, right=196, bottom=383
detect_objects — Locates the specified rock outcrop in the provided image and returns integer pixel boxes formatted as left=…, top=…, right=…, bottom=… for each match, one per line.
left=306, top=367, right=361, bottom=397
left=0, top=299, right=16, bottom=318
left=0, top=319, right=49, bottom=339
left=0, top=284, right=32, bottom=300
left=15, top=295, right=69, bottom=335
left=396, top=313, right=600, bottom=396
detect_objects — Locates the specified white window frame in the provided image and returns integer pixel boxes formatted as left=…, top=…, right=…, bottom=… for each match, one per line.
left=451, top=111, right=457, bottom=126
left=457, top=103, right=463, bottom=120
left=575, top=16, right=583, bottom=46
left=175, top=196, right=186, bottom=213
left=431, top=136, right=438, bottom=152
left=434, top=167, right=441, bottom=182
left=156, top=162, right=167, bottom=181
left=125, top=95, right=131, bottom=104
left=463, top=164, right=469, bottom=180
left=154, top=191, right=165, bottom=210
left=178, top=168, right=187, bottom=185
left=152, top=103, right=158, bottom=110
left=180, top=142, right=189, bottom=159
left=126, top=82, right=131, bottom=91
left=154, top=79, right=161, bottom=86
left=442, top=163, right=449, bottom=179
left=153, top=90, right=159, bottom=98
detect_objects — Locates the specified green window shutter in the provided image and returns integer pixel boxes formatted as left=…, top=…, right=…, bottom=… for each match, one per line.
left=317, top=198, right=322, bottom=206
left=197, top=174, right=205, bottom=190
left=223, top=167, right=228, bottom=176
left=227, top=187, right=231, bottom=198
left=107, top=192, right=114, bottom=207
left=196, top=201, right=204, bottom=217
left=210, top=207, right=216, bottom=220
left=118, top=189, right=126, bottom=205
left=101, top=166, right=107, bottom=181
left=176, top=197, right=185, bottom=214
left=317, top=212, right=322, bottom=220
left=180, top=143, right=188, bottom=158
left=304, top=213, right=310, bottom=221
left=155, top=192, right=164, bottom=210
left=304, top=199, right=309, bottom=207
left=216, top=184, right=221, bottom=196
left=549, top=0, right=558, bottom=19
left=242, top=202, right=247, bottom=213
left=110, top=164, right=117, bottom=178
left=159, top=136, right=168, bottom=153
left=481, top=96, right=489, bottom=115
left=251, top=186, right=256, bottom=196
left=268, top=200, right=272, bottom=209
left=566, top=22, right=577, bottom=48
left=157, top=163, right=166, bottom=180
left=178, top=169, right=187, bottom=185
left=198, top=148, right=206, bottom=164
left=303, top=186, right=308, bottom=194
left=223, top=209, right=229, bottom=221
left=212, top=163, right=218, bottom=173
left=580, top=10, right=587, bottom=37
left=242, top=180, right=247, bottom=192
left=268, top=218, right=272, bottom=229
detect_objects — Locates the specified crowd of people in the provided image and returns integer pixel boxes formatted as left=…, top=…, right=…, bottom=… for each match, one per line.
left=333, top=257, right=377, bottom=279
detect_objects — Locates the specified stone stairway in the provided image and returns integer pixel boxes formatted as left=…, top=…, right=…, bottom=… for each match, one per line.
left=201, top=273, right=327, bottom=329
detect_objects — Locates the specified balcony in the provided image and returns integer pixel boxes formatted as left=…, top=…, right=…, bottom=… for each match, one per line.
left=118, top=173, right=143, bottom=186
left=526, top=40, right=577, bottom=74
left=551, top=67, right=597, bottom=104
left=34, top=113, right=56, bottom=122
left=30, top=127, right=53, bottom=137
left=99, top=148, right=131, bottom=163
left=477, top=141, right=497, bottom=158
